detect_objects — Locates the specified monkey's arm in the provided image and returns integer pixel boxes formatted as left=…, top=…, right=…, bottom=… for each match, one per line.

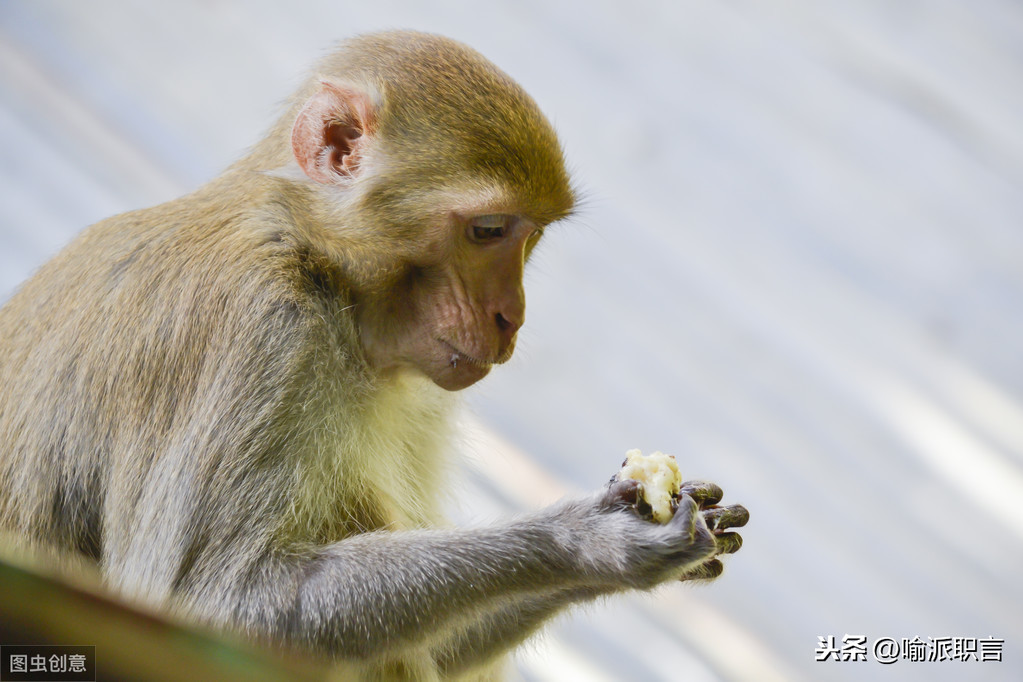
left=213, top=484, right=731, bottom=665
left=276, top=519, right=573, bottom=659
left=430, top=487, right=748, bottom=676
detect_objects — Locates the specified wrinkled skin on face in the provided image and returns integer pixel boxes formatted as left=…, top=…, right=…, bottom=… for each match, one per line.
left=358, top=210, right=544, bottom=391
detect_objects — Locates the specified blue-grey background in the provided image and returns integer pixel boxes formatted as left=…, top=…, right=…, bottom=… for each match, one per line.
left=1, top=2, right=1021, bottom=681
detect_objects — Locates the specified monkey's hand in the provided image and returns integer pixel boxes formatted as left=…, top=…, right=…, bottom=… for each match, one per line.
left=580, top=478, right=748, bottom=587
left=557, top=480, right=722, bottom=591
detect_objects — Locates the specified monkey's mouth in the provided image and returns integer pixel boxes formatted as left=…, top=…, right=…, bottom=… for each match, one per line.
left=438, top=340, right=498, bottom=370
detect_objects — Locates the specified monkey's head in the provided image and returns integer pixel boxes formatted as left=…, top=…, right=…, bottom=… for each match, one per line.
left=271, top=31, right=575, bottom=391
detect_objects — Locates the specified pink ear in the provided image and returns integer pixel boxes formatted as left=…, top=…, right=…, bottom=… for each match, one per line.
left=291, top=80, right=376, bottom=184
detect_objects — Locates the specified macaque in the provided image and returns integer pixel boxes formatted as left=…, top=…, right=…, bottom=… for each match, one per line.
left=0, top=31, right=748, bottom=681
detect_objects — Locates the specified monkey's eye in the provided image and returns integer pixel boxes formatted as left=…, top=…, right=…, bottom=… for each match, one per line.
left=468, top=215, right=509, bottom=243
left=472, top=225, right=506, bottom=241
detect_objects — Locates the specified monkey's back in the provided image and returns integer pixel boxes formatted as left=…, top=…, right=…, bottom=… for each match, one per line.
left=0, top=190, right=286, bottom=550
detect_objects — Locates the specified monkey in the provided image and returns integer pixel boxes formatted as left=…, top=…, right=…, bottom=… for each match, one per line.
left=0, top=31, right=749, bottom=681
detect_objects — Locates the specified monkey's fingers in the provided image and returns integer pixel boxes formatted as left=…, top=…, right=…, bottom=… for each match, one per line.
left=678, top=558, right=724, bottom=582
left=601, top=478, right=643, bottom=511
left=714, top=532, right=743, bottom=555
left=702, top=504, right=749, bottom=533
left=679, top=480, right=723, bottom=508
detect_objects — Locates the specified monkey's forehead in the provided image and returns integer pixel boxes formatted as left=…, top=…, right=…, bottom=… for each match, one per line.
left=375, top=115, right=576, bottom=225
left=384, top=99, right=574, bottom=223
left=363, top=171, right=575, bottom=229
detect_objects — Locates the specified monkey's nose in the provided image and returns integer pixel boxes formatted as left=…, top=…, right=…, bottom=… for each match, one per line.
left=495, top=312, right=521, bottom=350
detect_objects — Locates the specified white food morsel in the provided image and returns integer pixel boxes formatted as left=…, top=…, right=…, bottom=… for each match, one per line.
left=617, top=449, right=683, bottom=523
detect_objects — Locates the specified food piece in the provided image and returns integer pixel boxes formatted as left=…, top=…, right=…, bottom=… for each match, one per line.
left=616, top=449, right=683, bottom=523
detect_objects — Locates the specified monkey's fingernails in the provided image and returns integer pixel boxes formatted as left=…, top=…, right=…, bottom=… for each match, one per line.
left=714, top=532, right=743, bottom=555
left=679, top=480, right=723, bottom=507
left=703, top=504, right=749, bottom=532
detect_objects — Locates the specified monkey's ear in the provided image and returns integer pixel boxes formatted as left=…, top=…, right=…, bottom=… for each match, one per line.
left=292, top=80, right=376, bottom=184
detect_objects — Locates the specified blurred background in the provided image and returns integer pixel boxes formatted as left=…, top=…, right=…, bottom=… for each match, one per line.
left=1, top=1, right=1021, bottom=680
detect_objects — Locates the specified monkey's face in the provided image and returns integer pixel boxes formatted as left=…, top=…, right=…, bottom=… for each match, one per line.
left=286, top=76, right=571, bottom=390
left=361, top=211, right=543, bottom=391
